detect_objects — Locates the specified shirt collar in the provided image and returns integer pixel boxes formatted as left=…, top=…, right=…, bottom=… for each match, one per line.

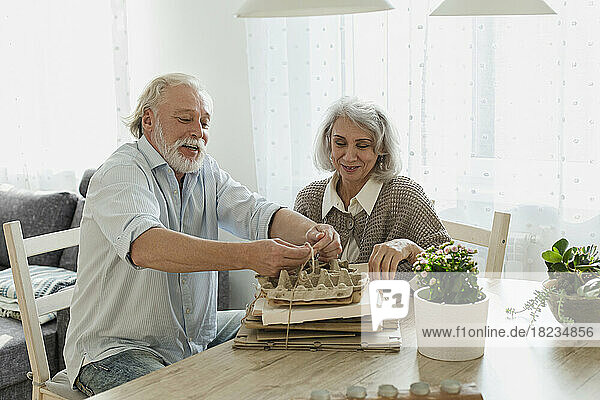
left=322, top=173, right=383, bottom=218
left=137, top=135, right=168, bottom=170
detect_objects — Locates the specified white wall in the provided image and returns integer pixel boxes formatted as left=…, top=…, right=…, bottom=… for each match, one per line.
left=126, top=0, right=258, bottom=309
left=1, top=1, right=118, bottom=191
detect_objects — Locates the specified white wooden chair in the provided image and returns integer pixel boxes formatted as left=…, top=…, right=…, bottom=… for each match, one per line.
left=3, top=221, right=86, bottom=400
left=441, top=211, right=511, bottom=278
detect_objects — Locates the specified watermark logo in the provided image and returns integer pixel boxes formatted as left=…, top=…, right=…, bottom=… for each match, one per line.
left=368, top=280, right=410, bottom=331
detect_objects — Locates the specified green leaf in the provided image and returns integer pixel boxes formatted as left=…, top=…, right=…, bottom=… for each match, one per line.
left=550, top=262, right=568, bottom=272
left=552, top=238, right=569, bottom=255
left=542, top=250, right=563, bottom=263
left=562, top=247, right=574, bottom=263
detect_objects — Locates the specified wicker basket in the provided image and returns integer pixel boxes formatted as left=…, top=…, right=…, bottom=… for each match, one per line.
left=543, top=279, right=600, bottom=323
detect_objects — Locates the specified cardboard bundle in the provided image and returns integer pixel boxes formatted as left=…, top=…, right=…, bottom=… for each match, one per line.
left=233, top=262, right=401, bottom=352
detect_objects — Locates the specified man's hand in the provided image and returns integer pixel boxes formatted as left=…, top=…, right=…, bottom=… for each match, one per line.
left=244, top=239, right=311, bottom=277
left=305, top=224, right=342, bottom=261
left=368, top=239, right=423, bottom=280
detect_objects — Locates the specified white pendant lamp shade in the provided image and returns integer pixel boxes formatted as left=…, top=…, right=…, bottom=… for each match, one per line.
left=235, top=0, right=395, bottom=18
left=430, top=0, right=556, bottom=16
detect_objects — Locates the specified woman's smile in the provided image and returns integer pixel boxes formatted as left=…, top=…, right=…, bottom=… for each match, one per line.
left=341, top=164, right=360, bottom=173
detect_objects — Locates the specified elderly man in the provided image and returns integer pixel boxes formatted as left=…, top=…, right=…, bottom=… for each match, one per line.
left=64, top=73, right=342, bottom=396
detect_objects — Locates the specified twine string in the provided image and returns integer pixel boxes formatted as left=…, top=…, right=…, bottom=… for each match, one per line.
left=285, top=243, right=315, bottom=349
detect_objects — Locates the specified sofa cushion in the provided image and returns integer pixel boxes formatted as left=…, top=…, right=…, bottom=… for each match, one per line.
left=0, top=185, right=79, bottom=269
left=0, top=266, right=77, bottom=324
left=0, top=317, right=59, bottom=391
left=0, top=379, right=33, bottom=400
left=0, top=266, right=77, bottom=300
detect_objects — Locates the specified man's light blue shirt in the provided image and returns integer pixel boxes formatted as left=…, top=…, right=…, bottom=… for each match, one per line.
left=65, top=136, right=280, bottom=386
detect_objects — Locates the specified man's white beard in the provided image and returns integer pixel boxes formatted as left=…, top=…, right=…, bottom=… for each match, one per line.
left=151, top=118, right=206, bottom=174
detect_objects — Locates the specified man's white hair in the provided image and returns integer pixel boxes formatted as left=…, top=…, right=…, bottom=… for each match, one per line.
left=124, top=73, right=214, bottom=139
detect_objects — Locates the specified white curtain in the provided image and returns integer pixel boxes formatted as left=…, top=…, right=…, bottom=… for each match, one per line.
left=0, top=0, right=131, bottom=192
left=245, top=0, right=600, bottom=276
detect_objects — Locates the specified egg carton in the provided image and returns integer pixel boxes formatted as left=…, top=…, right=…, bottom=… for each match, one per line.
left=257, top=260, right=368, bottom=304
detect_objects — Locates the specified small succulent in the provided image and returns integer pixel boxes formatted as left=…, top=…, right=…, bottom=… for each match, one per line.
left=542, top=238, right=600, bottom=295
left=507, top=238, right=600, bottom=324
left=542, top=238, right=599, bottom=273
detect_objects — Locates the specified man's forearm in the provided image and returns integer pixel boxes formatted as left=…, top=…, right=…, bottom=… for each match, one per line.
left=130, top=227, right=248, bottom=273
left=268, top=208, right=316, bottom=245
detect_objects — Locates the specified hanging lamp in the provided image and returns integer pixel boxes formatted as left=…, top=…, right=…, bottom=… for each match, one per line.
left=430, top=0, right=556, bottom=16
left=235, top=0, right=395, bottom=18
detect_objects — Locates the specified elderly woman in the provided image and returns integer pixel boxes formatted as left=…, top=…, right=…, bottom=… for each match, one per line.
left=294, top=97, right=450, bottom=277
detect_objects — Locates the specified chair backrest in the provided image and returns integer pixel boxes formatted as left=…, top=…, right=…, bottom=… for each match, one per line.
left=441, top=211, right=511, bottom=278
left=2, top=221, right=79, bottom=397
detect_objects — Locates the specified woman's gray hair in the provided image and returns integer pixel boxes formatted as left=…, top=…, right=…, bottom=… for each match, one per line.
left=314, top=96, right=402, bottom=182
left=124, top=73, right=214, bottom=139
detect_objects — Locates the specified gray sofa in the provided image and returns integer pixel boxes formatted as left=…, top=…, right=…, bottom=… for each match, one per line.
left=0, top=170, right=230, bottom=400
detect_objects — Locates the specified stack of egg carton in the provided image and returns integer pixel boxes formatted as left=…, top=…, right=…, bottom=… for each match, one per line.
left=233, top=260, right=401, bottom=352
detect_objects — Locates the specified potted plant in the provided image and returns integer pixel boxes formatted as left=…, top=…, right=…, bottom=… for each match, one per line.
left=412, top=241, right=489, bottom=361
left=506, top=239, right=600, bottom=324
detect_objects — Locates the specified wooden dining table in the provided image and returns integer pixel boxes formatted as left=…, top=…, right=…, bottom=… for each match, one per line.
left=89, top=279, right=600, bottom=400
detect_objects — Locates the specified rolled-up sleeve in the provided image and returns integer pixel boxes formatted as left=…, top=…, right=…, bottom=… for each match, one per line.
left=212, top=162, right=281, bottom=241
left=86, top=165, right=165, bottom=264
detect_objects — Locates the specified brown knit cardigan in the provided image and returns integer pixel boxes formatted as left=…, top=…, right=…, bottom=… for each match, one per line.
left=294, top=176, right=451, bottom=271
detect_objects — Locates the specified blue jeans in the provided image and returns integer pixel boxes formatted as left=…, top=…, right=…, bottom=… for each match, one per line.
left=75, top=310, right=245, bottom=396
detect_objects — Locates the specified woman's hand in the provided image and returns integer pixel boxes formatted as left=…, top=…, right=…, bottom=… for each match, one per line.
left=305, top=224, right=342, bottom=261
left=368, top=239, right=423, bottom=280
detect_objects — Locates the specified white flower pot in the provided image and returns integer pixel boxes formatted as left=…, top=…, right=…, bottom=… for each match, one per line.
left=413, top=287, right=490, bottom=361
